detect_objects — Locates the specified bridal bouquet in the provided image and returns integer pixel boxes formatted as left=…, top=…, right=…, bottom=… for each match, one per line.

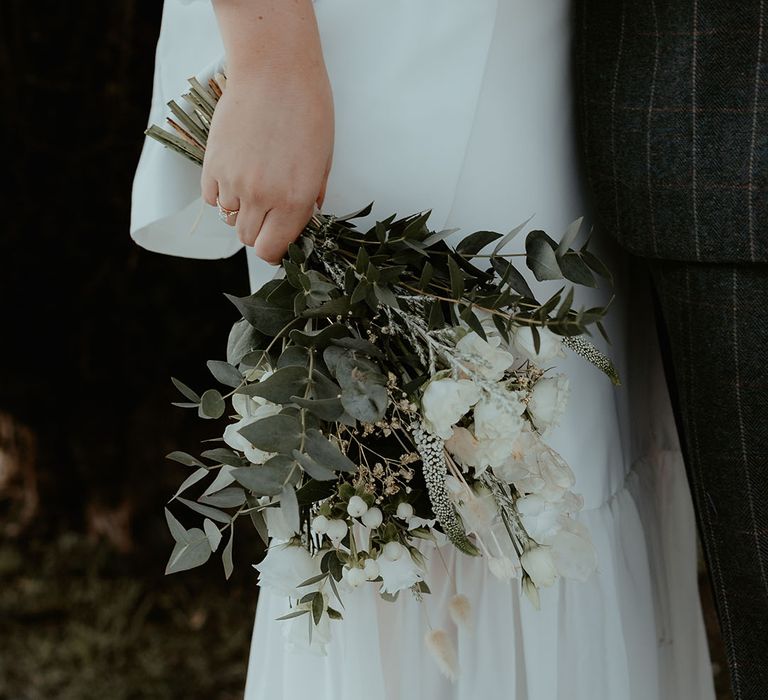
left=150, top=75, right=618, bottom=676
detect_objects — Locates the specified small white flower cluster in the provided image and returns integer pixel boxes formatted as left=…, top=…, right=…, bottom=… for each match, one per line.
left=420, top=324, right=595, bottom=598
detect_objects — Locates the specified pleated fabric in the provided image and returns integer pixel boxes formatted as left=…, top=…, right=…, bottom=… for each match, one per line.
left=131, top=0, right=716, bottom=698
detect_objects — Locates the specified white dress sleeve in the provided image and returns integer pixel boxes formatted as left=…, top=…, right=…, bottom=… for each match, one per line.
left=130, top=0, right=242, bottom=260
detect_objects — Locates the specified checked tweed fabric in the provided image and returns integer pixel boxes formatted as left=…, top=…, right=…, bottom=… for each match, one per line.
left=650, top=262, right=768, bottom=699
left=574, top=0, right=768, bottom=263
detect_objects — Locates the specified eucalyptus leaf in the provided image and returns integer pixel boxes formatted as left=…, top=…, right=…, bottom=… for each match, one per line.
left=222, top=527, right=234, bottom=579
left=292, top=450, right=337, bottom=481
left=238, top=414, right=303, bottom=454
left=199, top=389, right=226, bottom=420
left=199, top=486, right=246, bottom=509
left=165, top=528, right=212, bottom=574
left=177, top=497, right=231, bottom=524
left=556, top=216, right=584, bottom=257
left=166, top=451, right=206, bottom=468
left=242, top=366, right=308, bottom=404
left=232, top=457, right=297, bottom=496
left=171, top=377, right=200, bottom=403
left=207, top=360, right=243, bottom=388
left=169, top=467, right=209, bottom=502
left=165, top=507, right=188, bottom=543
left=526, top=230, right=562, bottom=281
left=225, top=293, right=296, bottom=336
left=304, top=430, right=356, bottom=472
left=200, top=448, right=246, bottom=468
left=456, top=230, right=502, bottom=255
left=203, top=518, right=222, bottom=551
left=201, top=465, right=237, bottom=496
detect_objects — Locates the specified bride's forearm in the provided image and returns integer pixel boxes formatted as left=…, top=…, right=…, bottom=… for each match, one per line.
left=212, top=0, right=324, bottom=81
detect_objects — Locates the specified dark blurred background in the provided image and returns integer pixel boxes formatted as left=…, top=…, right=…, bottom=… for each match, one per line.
left=0, top=3, right=259, bottom=699
left=0, top=3, right=732, bottom=700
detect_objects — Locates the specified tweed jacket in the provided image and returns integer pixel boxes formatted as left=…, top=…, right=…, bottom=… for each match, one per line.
left=574, top=1, right=768, bottom=263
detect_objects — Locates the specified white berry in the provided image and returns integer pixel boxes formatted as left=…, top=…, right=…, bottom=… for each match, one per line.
left=363, top=558, right=380, bottom=580
left=311, top=514, right=329, bottom=534
left=347, top=495, right=369, bottom=518
left=361, top=506, right=383, bottom=529
left=396, top=502, right=414, bottom=520
left=383, top=541, right=404, bottom=561
left=326, top=519, right=349, bottom=543
left=343, top=566, right=366, bottom=588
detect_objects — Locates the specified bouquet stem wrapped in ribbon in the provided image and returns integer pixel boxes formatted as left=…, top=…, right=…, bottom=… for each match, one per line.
left=150, top=74, right=619, bottom=676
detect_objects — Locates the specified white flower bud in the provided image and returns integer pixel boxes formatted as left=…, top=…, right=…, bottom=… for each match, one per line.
left=326, top=519, right=349, bottom=543
left=347, top=495, right=369, bottom=518
left=361, top=506, right=383, bottom=529
left=343, top=566, right=366, bottom=588
left=487, top=555, right=519, bottom=581
left=396, top=502, right=414, bottom=520
left=363, top=558, right=380, bottom=580
left=383, top=541, right=405, bottom=561
left=311, top=514, right=329, bottom=534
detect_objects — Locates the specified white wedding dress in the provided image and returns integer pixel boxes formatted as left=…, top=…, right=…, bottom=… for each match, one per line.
left=132, top=1, right=716, bottom=699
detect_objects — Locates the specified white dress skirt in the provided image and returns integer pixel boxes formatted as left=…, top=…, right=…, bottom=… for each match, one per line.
left=131, top=1, right=716, bottom=698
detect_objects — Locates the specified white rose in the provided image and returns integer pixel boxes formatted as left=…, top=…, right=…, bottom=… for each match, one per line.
left=255, top=543, right=319, bottom=598
left=527, top=375, right=570, bottom=433
left=512, top=326, right=564, bottom=365
left=473, top=391, right=526, bottom=441
left=383, top=541, right=405, bottom=561
left=445, top=426, right=516, bottom=474
left=421, top=378, right=480, bottom=439
left=283, top=595, right=332, bottom=655
left=455, top=331, right=516, bottom=381
left=377, top=550, right=425, bottom=594
left=521, top=546, right=558, bottom=588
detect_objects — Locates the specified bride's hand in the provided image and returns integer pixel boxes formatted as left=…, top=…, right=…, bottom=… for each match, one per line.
left=203, top=0, right=334, bottom=264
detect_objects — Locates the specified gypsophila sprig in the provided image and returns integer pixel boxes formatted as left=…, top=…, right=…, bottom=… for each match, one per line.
left=154, top=73, right=615, bottom=677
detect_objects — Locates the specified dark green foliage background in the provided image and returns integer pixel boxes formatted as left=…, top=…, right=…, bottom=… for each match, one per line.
left=0, top=3, right=257, bottom=698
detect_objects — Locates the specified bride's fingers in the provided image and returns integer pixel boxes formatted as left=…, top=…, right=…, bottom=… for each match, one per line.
left=253, top=205, right=314, bottom=265
left=236, top=205, right=268, bottom=247
left=201, top=173, right=219, bottom=208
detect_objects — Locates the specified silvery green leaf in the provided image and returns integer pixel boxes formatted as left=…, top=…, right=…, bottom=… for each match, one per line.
left=292, top=450, right=337, bottom=481
left=171, top=377, right=200, bottom=402
left=165, top=507, right=188, bottom=543
left=332, top=337, right=384, bottom=357
left=556, top=216, right=584, bottom=257
left=492, top=215, right=534, bottom=255
left=249, top=505, right=270, bottom=546
left=275, top=608, right=310, bottom=621
left=304, top=430, right=356, bottom=472
left=289, top=324, right=349, bottom=348
left=203, top=518, right=222, bottom=551
left=226, top=318, right=261, bottom=366
left=243, top=366, right=308, bottom=404
left=448, top=256, right=464, bottom=298
left=456, top=230, right=502, bottom=255
left=238, top=414, right=302, bottom=454
left=280, top=484, right=300, bottom=534
left=291, top=396, right=345, bottom=422
left=207, top=360, right=243, bottom=388
left=165, top=528, right=212, bottom=575
left=232, top=456, right=298, bottom=496
left=200, top=448, right=245, bottom=468
left=525, top=230, right=562, bottom=281
left=199, top=486, right=246, bottom=508
left=169, top=467, right=209, bottom=502
left=277, top=346, right=310, bottom=368
left=490, top=258, right=535, bottom=298
left=199, top=389, right=226, bottom=419
left=422, top=228, right=459, bottom=247
left=340, top=382, right=388, bottom=423
left=177, top=497, right=231, bottom=524
left=336, top=202, right=374, bottom=221
left=166, top=451, right=206, bottom=468
left=222, top=527, right=234, bottom=579
left=225, top=293, right=296, bottom=336
left=312, top=591, right=325, bottom=625
left=559, top=252, right=597, bottom=287
left=201, top=465, right=236, bottom=496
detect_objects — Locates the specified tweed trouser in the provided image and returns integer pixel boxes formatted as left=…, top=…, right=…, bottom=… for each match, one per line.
left=649, top=260, right=768, bottom=698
